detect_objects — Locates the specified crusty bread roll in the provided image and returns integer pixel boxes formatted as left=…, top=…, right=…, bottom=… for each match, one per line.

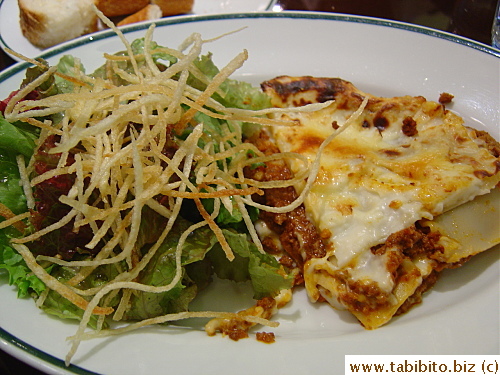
left=117, top=4, right=162, bottom=26
left=18, top=0, right=98, bottom=49
left=95, top=0, right=149, bottom=17
left=151, top=0, right=194, bottom=17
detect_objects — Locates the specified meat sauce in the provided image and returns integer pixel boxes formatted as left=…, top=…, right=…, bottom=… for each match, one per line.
left=245, top=130, right=458, bottom=317
left=244, top=130, right=326, bottom=281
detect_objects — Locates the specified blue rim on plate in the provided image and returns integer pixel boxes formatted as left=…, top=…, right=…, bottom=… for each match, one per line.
left=0, top=10, right=498, bottom=375
left=0, top=9, right=499, bottom=75
left=0, top=326, right=96, bottom=375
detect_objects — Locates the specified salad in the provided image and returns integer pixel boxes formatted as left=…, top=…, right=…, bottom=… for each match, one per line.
left=0, top=24, right=315, bottom=364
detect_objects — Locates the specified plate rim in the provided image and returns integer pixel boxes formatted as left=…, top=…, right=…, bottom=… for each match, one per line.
left=0, top=10, right=499, bottom=375
left=0, top=326, right=94, bottom=375
left=0, top=9, right=499, bottom=69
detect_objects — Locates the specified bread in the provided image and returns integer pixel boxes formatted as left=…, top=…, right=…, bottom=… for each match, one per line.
left=18, top=0, right=98, bottom=49
left=19, top=0, right=196, bottom=49
left=95, top=0, right=149, bottom=17
left=151, top=0, right=194, bottom=16
left=117, top=4, right=162, bottom=26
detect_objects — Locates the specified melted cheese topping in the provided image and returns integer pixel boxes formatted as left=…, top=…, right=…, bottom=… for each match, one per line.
left=271, top=93, right=498, bottom=273
left=262, top=76, right=500, bottom=327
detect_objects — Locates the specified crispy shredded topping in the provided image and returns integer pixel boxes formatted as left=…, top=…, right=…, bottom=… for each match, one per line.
left=1, top=11, right=367, bottom=365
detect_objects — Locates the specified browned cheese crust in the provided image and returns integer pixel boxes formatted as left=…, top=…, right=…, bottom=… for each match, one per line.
left=257, top=75, right=500, bottom=329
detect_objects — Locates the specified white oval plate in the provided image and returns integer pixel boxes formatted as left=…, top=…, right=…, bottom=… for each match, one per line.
left=0, top=0, right=277, bottom=60
left=0, top=12, right=499, bottom=375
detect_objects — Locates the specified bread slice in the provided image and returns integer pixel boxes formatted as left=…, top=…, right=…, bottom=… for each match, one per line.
left=151, top=0, right=194, bottom=16
left=18, top=0, right=98, bottom=49
left=95, top=0, right=149, bottom=17
left=117, top=4, right=162, bottom=26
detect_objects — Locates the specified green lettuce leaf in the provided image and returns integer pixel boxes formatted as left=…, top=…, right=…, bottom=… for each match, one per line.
left=55, top=55, right=86, bottom=94
left=124, top=218, right=214, bottom=320
left=0, top=115, right=38, bottom=159
left=125, top=219, right=292, bottom=320
left=39, top=264, right=119, bottom=328
left=0, top=130, right=42, bottom=298
left=192, top=53, right=271, bottom=111
left=130, top=38, right=177, bottom=66
left=21, top=59, right=59, bottom=98
left=0, top=151, right=27, bottom=214
left=209, top=229, right=293, bottom=300
left=91, top=38, right=177, bottom=84
left=39, top=289, right=101, bottom=329
left=0, top=38, right=288, bottom=329
left=192, top=110, right=260, bottom=228
left=0, top=244, right=46, bottom=298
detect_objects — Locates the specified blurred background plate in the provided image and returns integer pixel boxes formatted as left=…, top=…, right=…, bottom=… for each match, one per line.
left=0, top=0, right=278, bottom=60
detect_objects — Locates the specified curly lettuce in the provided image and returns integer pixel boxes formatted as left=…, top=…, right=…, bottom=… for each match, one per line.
left=0, top=37, right=292, bottom=328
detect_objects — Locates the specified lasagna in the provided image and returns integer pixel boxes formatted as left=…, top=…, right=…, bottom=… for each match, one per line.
left=252, top=76, right=500, bottom=329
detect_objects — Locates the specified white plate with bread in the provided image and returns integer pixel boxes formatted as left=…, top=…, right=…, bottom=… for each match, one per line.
left=0, top=0, right=278, bottom=61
